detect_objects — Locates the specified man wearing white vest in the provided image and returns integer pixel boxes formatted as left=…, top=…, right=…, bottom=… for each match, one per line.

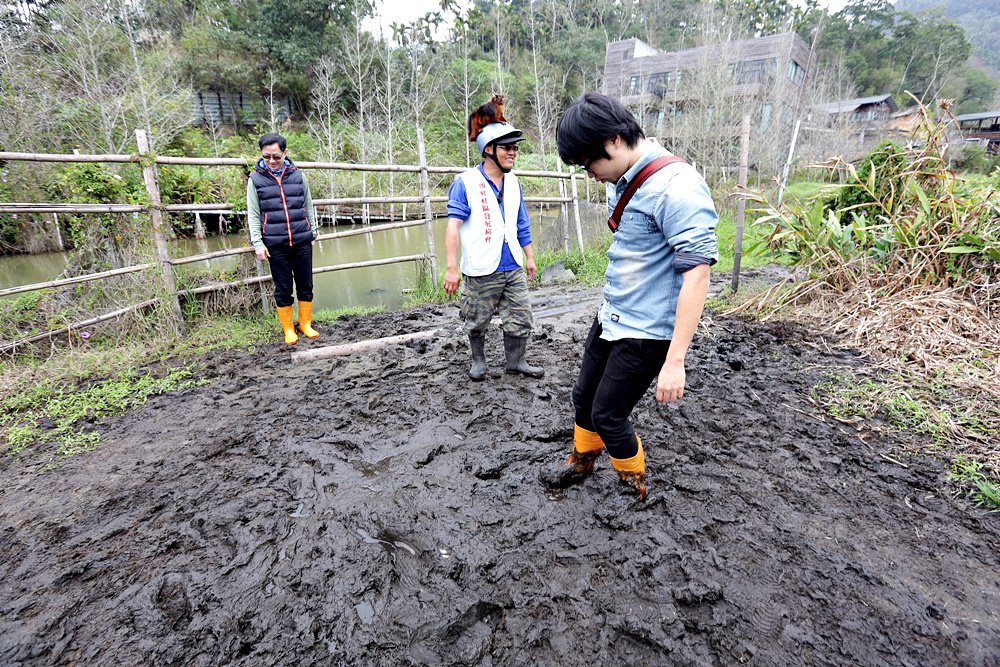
left=443, top=97, right=543, bottom=381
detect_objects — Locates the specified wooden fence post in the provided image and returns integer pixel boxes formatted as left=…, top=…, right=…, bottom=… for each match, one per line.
left=416, top=127, right=440, bottom=291
left=569, top=171, right=586, bottom=264
left=731, top=114, right=751, bottom=293
left=135, top=129, right=185, bottom=333
left=556, top=160, right=569, bottom=252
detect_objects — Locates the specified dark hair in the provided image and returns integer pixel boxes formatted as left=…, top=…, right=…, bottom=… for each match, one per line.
left=556, top=92, right=645, bottom=166
left=258, top=133, right=287, bottom=151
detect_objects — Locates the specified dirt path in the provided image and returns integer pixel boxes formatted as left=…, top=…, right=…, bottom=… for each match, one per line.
left=2, top=281, right=998, bottom=666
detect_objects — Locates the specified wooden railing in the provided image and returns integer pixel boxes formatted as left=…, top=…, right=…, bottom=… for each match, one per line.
left=0, top=129, right=588, bottom=354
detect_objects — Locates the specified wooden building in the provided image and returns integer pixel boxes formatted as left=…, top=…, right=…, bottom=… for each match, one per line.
left=193, top=91, right=291, bottom=127
left=812, top=94, right=899, bottom=142
left=603, top=32, right=814, bottom=142
left=954, top=110, right=1000, bottom=154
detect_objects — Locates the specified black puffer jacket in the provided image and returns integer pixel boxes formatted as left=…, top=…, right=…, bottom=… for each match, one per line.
left=249, top=159, right=312, bottom=247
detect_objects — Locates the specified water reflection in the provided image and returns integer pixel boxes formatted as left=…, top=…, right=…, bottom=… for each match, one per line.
left=0, top=206, right=606, bottom=311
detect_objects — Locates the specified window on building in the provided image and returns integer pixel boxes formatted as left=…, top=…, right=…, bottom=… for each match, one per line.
left=761, top=103, right=772, bottom=132
left=647, top=72, right=670, bottom=96
left=735, top=59, right=775, bottom=85
left=787, top=60, right=805, bottom=85
left=627, top=75, right=641, bottom=95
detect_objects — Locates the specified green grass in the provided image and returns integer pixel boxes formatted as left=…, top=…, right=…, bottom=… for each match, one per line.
left=1, top=366, right=207, bottom=463
left=781, top=180, right=829, bottom=202
left=0, top=304, right=384, bottom=465
left=716, top=211, right=789, bottom=274
left=950, top=456, right=1000, bottom=511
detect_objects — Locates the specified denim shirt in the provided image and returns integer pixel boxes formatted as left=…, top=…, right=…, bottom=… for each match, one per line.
left=600, top=141, right=719, bottom=341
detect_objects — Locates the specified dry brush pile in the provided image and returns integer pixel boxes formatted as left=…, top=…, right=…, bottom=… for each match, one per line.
left=737, top=101, right=1000, bottom=476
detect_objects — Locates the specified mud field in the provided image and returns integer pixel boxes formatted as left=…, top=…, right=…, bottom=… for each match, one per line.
left=2, top=280, right=999, bottom=666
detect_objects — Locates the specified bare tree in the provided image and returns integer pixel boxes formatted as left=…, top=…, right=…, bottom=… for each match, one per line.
left=308, top=56, right=346, bottom=201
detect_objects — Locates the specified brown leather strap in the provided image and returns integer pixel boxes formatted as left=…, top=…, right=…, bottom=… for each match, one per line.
left=608, top=155, right=687, bottom=233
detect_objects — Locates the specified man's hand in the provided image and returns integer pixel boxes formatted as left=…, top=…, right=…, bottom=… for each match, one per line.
left=444, top=267, right=461, bottom=296
left=656, top=358, right=686, bottom=403
left=525, top=257, right=537, bottom=281
left=255, top=247, right=270, bottom=261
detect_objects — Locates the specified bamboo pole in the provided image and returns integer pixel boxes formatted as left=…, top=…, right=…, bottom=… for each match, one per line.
left=290, top=329, right=440, bottom=364
left=0, top=299, right=159, bottom=355
left=0, top=204, right=146, bottom=214
left=136, top=129, right=185, bottom=333
left=0, top=151, right=573, bottom=178
left=0, top=263, right=154, bottom=298
left=776, top=119, right=802, bottom=206
left=1, top=196, right=567, bottom=217
left=175, top=254, right=429, bottom=297
left=731, top=114, right=751, bottom=293
left=416, top=127, right=440, bottom=290
left=0, top=151, right=137, bottom=163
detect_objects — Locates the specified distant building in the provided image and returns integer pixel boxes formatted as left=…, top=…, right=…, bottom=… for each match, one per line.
left=193, top=91, right=291, bottom=127
left=954, top=110, right=1000, bottom=154
left=603, top=32, right=814, bottom=140
left=812, top=94, right=899, bottom=142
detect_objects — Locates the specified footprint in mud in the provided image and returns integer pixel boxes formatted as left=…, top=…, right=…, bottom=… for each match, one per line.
left=154, top=573, right=193, bottom=631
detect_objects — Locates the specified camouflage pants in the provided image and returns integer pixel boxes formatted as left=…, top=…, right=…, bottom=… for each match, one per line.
left=460, top=269, right=534, bottom=338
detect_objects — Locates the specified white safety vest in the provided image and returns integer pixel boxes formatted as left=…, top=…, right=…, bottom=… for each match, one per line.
left=457, top=167, right=524, bottom=277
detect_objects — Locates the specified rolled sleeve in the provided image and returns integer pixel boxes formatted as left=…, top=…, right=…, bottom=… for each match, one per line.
left=657, top=169, right=719, bottom=265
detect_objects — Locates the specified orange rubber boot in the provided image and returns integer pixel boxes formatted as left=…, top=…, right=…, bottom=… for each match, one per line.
left=276, top=305, right=299, bottom=345
left=297, top=301, right=320, bottom=339
left=540, top=424, right=605, bottom=489
left=610, top=436, right=646, bottom=502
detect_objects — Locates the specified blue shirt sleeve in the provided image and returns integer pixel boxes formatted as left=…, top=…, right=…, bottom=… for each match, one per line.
left=516, top=197, right=532, bottom=247
left=447, top=177, right=470, bottom=220
left=655, top=168, right=719, bottom=267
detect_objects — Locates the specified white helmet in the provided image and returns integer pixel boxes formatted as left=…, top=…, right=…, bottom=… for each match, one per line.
left=476, top=122, right=525, bottom=155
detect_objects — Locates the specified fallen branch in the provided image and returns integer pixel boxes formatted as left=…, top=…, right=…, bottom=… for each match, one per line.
left=290, top=329, right=441, bottom=364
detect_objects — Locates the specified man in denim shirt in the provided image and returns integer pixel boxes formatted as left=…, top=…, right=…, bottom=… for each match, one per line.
left=543, top=93, right=719, bottom=502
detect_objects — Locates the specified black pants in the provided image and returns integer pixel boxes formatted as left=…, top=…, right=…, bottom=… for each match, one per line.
left=268, top=242, right=313, bottom=307
left=572, top=316, right=671, bottom=459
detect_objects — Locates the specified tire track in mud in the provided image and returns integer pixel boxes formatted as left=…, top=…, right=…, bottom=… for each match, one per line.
left=1, top=284, right=999, bottom=666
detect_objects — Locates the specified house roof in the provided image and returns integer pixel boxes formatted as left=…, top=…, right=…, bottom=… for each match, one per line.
left=815, top=94, right=897, bottom=114
left=954, top=110, right=1000, bottom=122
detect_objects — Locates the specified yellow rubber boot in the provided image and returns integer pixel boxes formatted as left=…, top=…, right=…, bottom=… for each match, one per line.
left=297, top=301, right=320, bottom=339
left=276, top=305, right=299, bottom=345
left=540, top=424, right=605, bottom=489
left=610, top=436, right=646, bottom=502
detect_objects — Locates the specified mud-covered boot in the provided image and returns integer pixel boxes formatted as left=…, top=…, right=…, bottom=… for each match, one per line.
left=276, top=305, right=298, bottom=345
left=468, top=333, right=487, bottom=381
left=610, top=436, right=646, bottom=502
left=540, top=424, right=605, bottom=488
left=297, top=301, right=320, bottom=339
left=503, top=334, right=544, bottom=378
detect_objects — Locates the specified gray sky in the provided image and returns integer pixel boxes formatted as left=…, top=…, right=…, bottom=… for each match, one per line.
left=363, top=0, right=894, bottom=37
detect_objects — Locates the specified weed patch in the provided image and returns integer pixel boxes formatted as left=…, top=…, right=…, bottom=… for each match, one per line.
left=1, top=366, right=207, bottom=464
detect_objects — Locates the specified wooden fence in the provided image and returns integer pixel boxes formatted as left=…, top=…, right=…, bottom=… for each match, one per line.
left=0, top=129, right=588, bottom=354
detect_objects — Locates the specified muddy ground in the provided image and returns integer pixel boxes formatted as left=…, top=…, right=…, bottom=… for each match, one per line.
left=1, top=278, right=999, bottom=666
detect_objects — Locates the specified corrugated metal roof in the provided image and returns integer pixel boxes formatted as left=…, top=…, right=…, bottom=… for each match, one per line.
left=954, top=110, right=1000, bottom=122
left=815, top=94, right=896, bottom=114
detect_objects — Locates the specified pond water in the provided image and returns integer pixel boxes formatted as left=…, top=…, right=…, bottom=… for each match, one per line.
left=0, top=206, right=606, bottom=312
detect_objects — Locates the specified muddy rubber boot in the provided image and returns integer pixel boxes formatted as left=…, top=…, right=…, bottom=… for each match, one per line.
left=503, top=334, right=544, bottom=378
left=540, top=424, right=605, bottom=488
left=610, top=436, right=646, bottom=503
left=276, top=305, right=299, bottom=345
left=468, top=333, right=487, bottom=381
left=297, top=301, right=320, bottom=339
